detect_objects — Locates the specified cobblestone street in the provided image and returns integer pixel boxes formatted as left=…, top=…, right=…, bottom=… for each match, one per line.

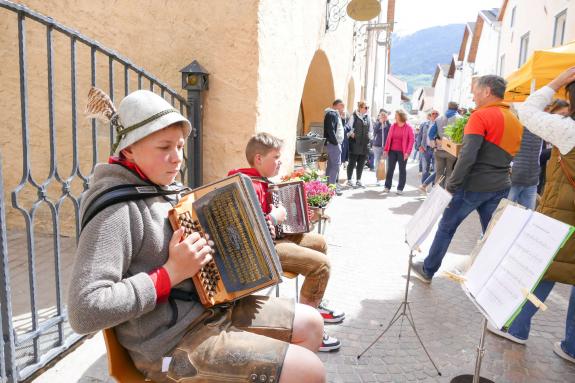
left=33, top=161, right=575, bottom=383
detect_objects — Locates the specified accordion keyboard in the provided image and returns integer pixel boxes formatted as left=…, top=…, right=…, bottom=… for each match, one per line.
left=178, top=212, right=221, bottom=298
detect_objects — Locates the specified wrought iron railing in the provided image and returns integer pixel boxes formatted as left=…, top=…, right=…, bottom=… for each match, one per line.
left=0, top=0, right=192, bottom=381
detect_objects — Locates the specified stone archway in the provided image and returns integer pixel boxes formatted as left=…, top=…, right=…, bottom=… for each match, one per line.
left=300, top=50, right=335, bottom=135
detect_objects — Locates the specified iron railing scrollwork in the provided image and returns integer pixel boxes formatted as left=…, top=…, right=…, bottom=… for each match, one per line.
left=0, top=0, right=193, bottom=381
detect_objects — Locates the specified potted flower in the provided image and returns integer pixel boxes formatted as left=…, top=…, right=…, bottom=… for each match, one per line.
left=304, top=180, right=336, bottom=222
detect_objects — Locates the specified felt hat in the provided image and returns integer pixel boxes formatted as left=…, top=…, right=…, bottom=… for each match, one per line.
left=85, top=87, right=191, bottom=154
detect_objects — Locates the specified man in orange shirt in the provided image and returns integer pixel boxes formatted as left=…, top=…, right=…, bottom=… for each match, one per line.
left=412, top=75, right=524, bottom=283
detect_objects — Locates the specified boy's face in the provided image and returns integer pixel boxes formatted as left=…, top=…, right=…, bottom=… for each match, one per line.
left=122, top=124, right=185, bottom=186
left=254, top=148, right=282, bottom=178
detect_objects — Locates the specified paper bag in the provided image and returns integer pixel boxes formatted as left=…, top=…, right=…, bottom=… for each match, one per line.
left=376, top=159, right=386, bottom=181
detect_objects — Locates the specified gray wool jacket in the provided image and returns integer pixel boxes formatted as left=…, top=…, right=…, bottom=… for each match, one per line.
left=67, top=164, right=205, bottom=366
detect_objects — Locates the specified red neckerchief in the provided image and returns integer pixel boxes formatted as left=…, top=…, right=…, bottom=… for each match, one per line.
left=108, top=156, right=150, bottom=182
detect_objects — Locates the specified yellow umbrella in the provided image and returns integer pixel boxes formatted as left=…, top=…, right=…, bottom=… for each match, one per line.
left=504, top=40, right=575, bottom=102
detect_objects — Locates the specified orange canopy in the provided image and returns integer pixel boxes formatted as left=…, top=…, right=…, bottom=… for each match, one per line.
left=504, top=40, right=575, bottom=102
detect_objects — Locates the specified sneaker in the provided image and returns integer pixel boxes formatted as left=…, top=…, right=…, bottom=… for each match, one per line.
left=319, top=330, right=341, bottom=352
left=411, top=262, right=432, bottom=284
left=318, top=301, right=345, bottom=323
left=382, top=188, right=390, bottom=193
left=553, top=341, right=575, bottom=364
left=395, top=190, right=403, bottom=195
left=486, top=323, right=527, bottom=344
left=356, top=180, right=366, bottom=189
left=376, top=181, right=383, bottom=187
left=346, top=180, right=354, bottom=188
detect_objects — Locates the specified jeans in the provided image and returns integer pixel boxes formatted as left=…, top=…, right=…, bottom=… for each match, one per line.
left=326, top=143, right=342, bottom=185
left=507, top=184, right=538, bottom=210
left=373, top=146, right=383, bottom=168
left=423, top=172, right=436, bottom=186
left=423, top=188, right=509, bottom=277
left=347, top=154, right=367, bottom=181
left=421, top=147, right=434, bottom=184
left=508, top=282, right=575, bottom=358
left=385, top=150, right=407, bottom=191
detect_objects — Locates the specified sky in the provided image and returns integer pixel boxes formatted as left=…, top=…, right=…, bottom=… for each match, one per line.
left=393, top=0, right=503, bottom=36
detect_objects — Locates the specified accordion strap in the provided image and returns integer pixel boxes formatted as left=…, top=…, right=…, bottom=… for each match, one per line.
left=81, top=184, right=186, bottom=231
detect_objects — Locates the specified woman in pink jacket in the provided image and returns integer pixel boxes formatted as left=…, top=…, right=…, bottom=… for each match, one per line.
left=383, top=110, right=415, bottom=194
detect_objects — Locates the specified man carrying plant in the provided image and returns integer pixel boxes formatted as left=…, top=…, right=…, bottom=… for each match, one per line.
left=412, top=75, right=524, bottom=283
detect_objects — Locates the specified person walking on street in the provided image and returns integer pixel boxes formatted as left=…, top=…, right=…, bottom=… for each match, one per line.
left=487, top=67, right=575, bottom=365
left=323, top=99, right=345, bottom=194
left=507, top=126, right=542, bottom=210
left=411, top=75, right=523, bottom=283
left=346, top=101, right=373, bottom=188
left=418, top=111, right=438, bottom=185
left=383, top=110, right=415, bottom=195
left=429, top=101, right=461, bottom=187
left=373, top=111, right=391, bottom=186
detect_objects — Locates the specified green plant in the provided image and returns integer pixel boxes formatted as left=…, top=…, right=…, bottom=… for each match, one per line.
left=443, top=114, right=469, bottom=144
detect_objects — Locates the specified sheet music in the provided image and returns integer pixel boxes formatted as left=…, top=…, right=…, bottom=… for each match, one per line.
left=464, top=206, right=572, bottom=329
left=405, top=185, right=452, bottom=250
left=465, top=206, right=531, bottom=297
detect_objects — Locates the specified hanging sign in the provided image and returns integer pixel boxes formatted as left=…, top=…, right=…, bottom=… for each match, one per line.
left=346, top=0, right=381, bottom=21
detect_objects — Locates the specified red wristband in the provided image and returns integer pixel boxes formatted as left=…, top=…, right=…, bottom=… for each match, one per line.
left=148, top=267, right=172, bottom=303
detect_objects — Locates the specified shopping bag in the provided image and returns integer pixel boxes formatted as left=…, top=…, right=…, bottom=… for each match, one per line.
left=376, top=159, right=386, bottom=181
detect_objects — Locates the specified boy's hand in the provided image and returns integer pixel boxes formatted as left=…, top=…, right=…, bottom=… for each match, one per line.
left=265, top=216, right=276, bottom=240
left=164, top=227, right=213, bottom=286
left=270, top=204, right=287, bottom=224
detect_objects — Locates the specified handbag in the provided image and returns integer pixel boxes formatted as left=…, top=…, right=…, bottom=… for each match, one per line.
left=376, top=159, right=386, bottom=181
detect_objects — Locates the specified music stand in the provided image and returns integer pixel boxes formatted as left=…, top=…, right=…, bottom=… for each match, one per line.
left=357, top=183, right=452, bottom=376
left=450, top=317, right=494, bottom=383
left=357, top=247, right=442, bottom=377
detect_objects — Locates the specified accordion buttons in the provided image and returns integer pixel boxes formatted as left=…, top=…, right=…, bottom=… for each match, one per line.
left=250, top=374, right=258, bottom=382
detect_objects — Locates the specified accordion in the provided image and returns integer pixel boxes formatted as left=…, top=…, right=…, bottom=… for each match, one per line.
left=268, top=181, right=311, bottom=238
left=168, top=173, right=283, bottom=307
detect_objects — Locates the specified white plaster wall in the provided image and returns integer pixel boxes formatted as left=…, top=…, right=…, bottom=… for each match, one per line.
left=499, top=0, right=575, bottom=78
left=383, top=82, right=403, bottom=115
left=256, top=0, right=358, bottom=174
left=475, top=22, right=501, bottom=76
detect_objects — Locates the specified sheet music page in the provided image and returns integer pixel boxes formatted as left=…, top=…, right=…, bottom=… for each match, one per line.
left=405, top=185, right=452, bottom=250
left=465, top=206, right=531, bottom=297
left=472, top=210, right=572, bottom=329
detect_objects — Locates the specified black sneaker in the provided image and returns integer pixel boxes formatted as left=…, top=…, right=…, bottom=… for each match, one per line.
left=411, top=262, right=432, bottom=284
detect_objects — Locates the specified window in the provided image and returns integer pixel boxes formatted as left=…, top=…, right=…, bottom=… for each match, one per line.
left=386, top=95, right=393, bottom=105
left=518, top=32, right=529, bottom=68
left=553, top=10, right=567, bottom=47
left=510, top=6, right=516, bottom=27
left=499, top=55, right=505, bottom=76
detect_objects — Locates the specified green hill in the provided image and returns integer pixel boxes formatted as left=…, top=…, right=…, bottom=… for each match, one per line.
left=390, top=24, right=465, bottom=93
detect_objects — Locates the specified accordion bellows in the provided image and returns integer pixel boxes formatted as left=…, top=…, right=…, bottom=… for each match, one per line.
left=268, top=181, right=311, bottom=237
left=168, top=174, right=282, bottom=307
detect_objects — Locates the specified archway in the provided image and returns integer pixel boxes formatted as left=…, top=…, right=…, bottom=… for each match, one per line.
left=300, top=50, right=335, bottom=135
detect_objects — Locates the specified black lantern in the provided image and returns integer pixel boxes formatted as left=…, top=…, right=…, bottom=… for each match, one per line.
left=180, top=60, right=209, bottom=91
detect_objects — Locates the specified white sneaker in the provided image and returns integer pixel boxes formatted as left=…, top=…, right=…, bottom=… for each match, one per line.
left=395, top=190, right=403, bottom=195
left=319, top=330, right=341, bottom=352
left=554, top=341, right=575, bottom=364
left=356, top=180, right=365, bottom=188
left=486, top=323, right=527, bottom=344
left=346, top=180, right=354, bottom=188
left=383, top=188, right=390, bottom=193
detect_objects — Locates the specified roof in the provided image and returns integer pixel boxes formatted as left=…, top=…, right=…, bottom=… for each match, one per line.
left=387, top=74, right=408, bottom=94
left=498, top=0, right=509, bottom=22
left=479, top=8, right=499, bottom=23
left=432, top=64, right=451, bottom=87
